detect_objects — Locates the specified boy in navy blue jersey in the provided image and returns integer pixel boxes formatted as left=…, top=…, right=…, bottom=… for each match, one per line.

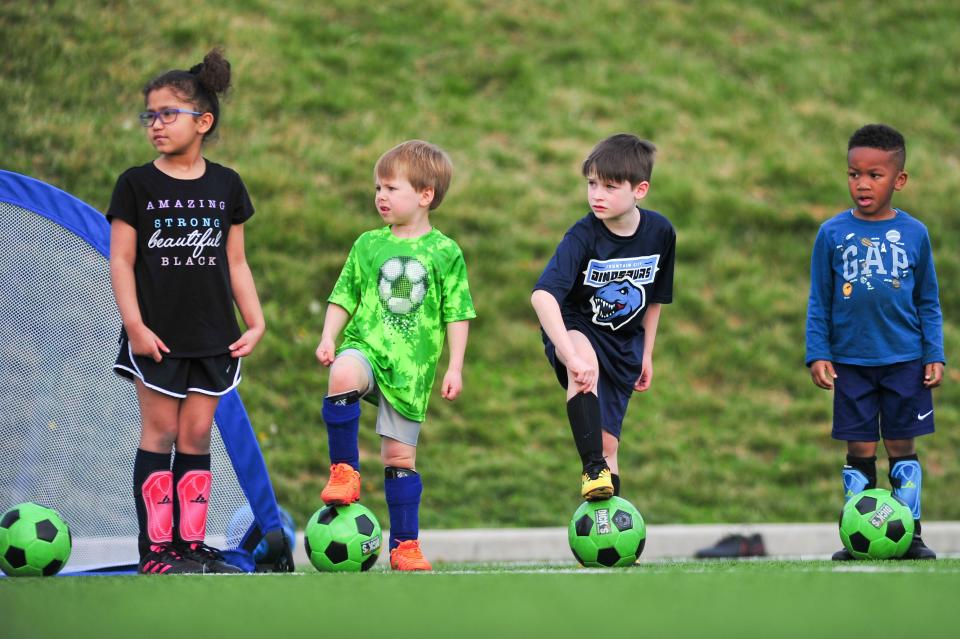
left=806, top=124, right=944, bottom=560
left=532, top=134, right=675, bottom=501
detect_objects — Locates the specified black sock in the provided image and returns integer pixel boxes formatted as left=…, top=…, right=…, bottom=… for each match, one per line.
left=133, top=449, right=173, bottom=557
left=611, top=473, right=621, bottom=497
left=566, top=393, right=604, bottom=471
left=845, top=454, right=877, bottom=489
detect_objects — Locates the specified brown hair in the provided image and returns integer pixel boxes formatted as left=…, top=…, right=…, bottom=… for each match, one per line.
left=143, top=48, right=231, bottom=139
left=582, top=133, right=656, bottom=185
left=375, top=140, right=453, bottom=210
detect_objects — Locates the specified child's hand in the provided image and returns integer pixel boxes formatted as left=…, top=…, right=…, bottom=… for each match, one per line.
left=634, top=359, right=653, bottom=392
left=128, top=324, right=169, bottom=363
left=810, top=360, right=837, bottom=389
left=441, top=368, right=463, bottom=401
left=924, top=362, right=944, bottom=388
left=315, top=337, right=337, bottom=367
left=229, top=325, right=265, bottom=358
left=567, top=354, right=598, bottom=394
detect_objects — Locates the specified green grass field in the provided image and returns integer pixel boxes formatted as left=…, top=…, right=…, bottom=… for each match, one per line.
left=2, top=1, right=959, bottom=528
left=2, top=560, right=958, bottom=638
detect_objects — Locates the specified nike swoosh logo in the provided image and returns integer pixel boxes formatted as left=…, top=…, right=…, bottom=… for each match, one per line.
left=918, top=410, right=933, bottom=420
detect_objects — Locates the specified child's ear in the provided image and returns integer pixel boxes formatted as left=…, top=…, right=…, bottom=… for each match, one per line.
left=419, top=186, right=435, bottom=208
left=894, top=171, right=908, bottom=191
left=196, top=112, right=215, bottom=135
left=633, top=181, right=650, bottom=200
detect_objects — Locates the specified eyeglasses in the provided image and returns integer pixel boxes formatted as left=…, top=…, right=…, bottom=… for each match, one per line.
left=138, top=108, right=203, bottom=127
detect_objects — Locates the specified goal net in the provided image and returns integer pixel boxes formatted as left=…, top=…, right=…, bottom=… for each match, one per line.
left=0, top=170, right=287, bottom=573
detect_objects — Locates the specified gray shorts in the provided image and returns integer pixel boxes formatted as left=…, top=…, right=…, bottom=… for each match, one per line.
left=339, top=349, right=422, bottom=446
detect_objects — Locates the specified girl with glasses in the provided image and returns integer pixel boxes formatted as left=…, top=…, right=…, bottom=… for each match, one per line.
left=107, top=48, right=265, bottom=574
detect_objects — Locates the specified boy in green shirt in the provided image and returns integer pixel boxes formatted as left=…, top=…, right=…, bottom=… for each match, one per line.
left=316, top=140, right=476, bottom=570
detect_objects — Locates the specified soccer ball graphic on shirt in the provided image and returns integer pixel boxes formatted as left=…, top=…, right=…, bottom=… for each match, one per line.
left=838, top=488, right=914, bottom=559
left=0, top=502, right=72, bottom=577
left=378, top=256, right=428, bottom=315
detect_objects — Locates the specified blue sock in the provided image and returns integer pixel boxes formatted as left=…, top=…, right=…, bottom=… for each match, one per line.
left=384, top=467, right=421, bottom=550
left=322, top=396, right=361, bottom=471
left=889, top=455, right=922, bottom=520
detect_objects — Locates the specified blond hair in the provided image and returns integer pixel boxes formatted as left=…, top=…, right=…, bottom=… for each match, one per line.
left=375, top=140, right=453, bottom=210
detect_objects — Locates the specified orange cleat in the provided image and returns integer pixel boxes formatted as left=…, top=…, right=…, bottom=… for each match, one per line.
left=390, top=539, right=432, bottom=571
left=320, top=463, right=361, bottom=505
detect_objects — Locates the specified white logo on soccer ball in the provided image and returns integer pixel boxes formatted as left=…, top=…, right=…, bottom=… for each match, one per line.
left=378, top=256, right=428, bottom=315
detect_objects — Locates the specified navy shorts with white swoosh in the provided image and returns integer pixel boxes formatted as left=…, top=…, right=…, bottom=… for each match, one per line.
left=832, top=359, right=934, bottom=442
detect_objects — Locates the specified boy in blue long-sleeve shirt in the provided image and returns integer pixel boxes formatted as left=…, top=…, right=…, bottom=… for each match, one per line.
left=806, top=124, right=944, bottom=560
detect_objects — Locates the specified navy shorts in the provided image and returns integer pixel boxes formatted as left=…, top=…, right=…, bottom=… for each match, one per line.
left=832, top=359, right=934, bottom=442
left=544, top=340, right=631, bottom=439
left=113, top=333, right=242, bottom=399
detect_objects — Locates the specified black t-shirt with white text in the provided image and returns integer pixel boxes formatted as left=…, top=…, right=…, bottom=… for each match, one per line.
left=534, top=210, right=675, bottom=389
left=107, top=161, right=254, bottom=357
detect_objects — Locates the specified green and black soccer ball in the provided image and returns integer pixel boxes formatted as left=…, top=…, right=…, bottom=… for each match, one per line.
left=304, top=502, right=381, bottom=572
left=0, top=502, right=72, bottom=577
left=839, top=488, right=914, bottom=559
left=568, top=496, right=646, bottom=567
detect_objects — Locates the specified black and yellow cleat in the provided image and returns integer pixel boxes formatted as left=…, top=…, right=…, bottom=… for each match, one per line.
left=581, top=466, right=614, bottom=501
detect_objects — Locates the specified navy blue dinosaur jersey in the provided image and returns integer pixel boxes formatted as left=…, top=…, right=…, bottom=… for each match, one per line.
left=534, top=209, right=675, bottom=389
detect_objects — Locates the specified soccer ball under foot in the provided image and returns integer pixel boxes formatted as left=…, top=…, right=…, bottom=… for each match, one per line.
left=304, top=502, right=381, bottom=572
left=568, top=496, right=646, bottom=567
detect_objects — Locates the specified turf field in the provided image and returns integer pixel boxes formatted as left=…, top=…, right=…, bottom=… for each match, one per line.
left=2, top=560, right=958, bottom=638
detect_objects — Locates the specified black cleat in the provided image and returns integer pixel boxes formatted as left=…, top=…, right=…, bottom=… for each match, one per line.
left=695, top=534, right=766, bottom=559
left=898, top=535, right=936, bottom=560
left=180, top=542, right=245, bottom=573
left=831, top=548, right=856, bottom=561
left=138, top=543, right=205, bottom=574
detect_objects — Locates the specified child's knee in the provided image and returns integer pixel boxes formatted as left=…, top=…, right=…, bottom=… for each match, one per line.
left=328, top=358, right=366, bottom=395
left=381, top=438, right=416, bottom=469
left=140, top=419, right=178, bottom=451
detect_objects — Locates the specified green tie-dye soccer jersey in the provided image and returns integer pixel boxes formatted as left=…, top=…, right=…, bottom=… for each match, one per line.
left=328, top=227, right=476, bottom=422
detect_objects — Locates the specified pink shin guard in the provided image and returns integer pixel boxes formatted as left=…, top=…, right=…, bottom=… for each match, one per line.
left=141, top=471, right=174, bottom=544
left=176, top=470, right=212, bottom=542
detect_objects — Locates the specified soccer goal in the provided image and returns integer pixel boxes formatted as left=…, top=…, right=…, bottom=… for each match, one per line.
left=0, top=170, right=289, bottom=573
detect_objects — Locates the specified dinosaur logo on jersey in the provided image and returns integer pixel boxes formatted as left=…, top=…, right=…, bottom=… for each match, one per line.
left=584, top=255, right=659, bottom=330
left=591, top=281, right=645, bottom=329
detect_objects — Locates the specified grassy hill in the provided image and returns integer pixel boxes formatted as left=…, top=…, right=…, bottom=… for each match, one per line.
left=3, top=0, right=959, bottom=528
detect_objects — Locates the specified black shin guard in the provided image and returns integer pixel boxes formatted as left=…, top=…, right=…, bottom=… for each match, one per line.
left=567, top=393, right=604, bottom=471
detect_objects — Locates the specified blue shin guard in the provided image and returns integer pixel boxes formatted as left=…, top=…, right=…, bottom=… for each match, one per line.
left=841, top=455, right=876, bottom=502
left=322, top=392, right=361, bottom=471
left=890, top=457, right=922, bottom=520
left=842, top=467, right=870, bottom=502
left=384, top=467, right=422, bottom=550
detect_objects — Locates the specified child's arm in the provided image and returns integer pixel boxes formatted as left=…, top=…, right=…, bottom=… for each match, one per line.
left=806, top=227, right=836, bottom=389
left=227, top=223, right=266, bottom=358
left=441, top=320, right=469, bottom=400
left=634, top=303, right=662, bottom=392
left=531, top=289, right=597, bottom=393
left=109, top=219, right=169, bottom=362
left=316, top=303, right=351, bottom=367
left=914, top=232, right=945, bottom=388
